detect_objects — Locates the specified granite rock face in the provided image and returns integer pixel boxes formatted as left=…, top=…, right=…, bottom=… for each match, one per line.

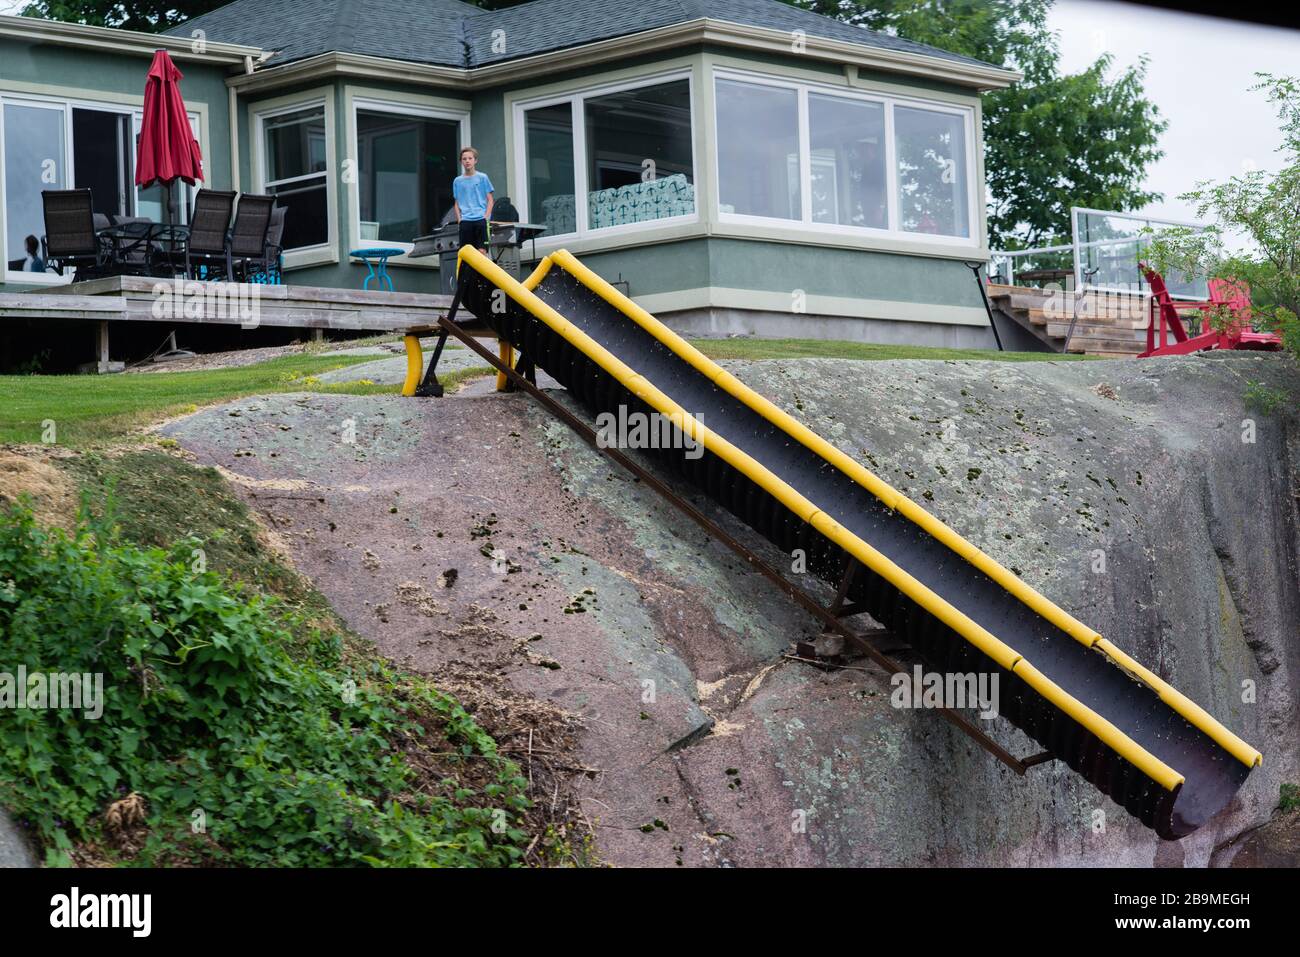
left=710, top=351, right=1299, bottom=866
left=154, top=351, right=1299, bottom=867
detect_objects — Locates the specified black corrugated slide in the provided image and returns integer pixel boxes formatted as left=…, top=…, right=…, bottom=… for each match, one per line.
left=451, top=246, right=1260, bottom=839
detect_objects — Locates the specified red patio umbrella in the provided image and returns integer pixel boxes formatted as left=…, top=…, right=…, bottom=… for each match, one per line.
left=136, top=49, right=204, bottom=223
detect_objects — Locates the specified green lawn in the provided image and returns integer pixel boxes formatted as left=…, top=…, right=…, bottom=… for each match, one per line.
left=0, top=353, right=491, bottom=446
left=0, top=335, right=1095, bottom=447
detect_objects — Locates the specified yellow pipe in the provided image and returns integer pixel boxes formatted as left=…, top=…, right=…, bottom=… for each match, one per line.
left=497, top=340, right=515, bottom=392
left=401, top=334, right=423, bottom=397
left=1011, top=660, right=1185, bottom=790
left=462, top=246, right=1197, bottom=788
left=533, top=248, right=1259, bottom=775
left=1094, top=639, right=1261, bottom=767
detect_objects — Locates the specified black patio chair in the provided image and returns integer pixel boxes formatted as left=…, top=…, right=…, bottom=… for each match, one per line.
left=245, top=204, right=286, bottom=284
left=41, top=189, right=110, bottom=279
left=265, top=204, right=286, bottom=283
left=183, top=188, right=237, bottom=280
left=227, top=193, right=275, bottom=282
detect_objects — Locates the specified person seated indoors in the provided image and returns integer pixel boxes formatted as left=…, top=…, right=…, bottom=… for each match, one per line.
left=22, top=235, right=46, bottom=273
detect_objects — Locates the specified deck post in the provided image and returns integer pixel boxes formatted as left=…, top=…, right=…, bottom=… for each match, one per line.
left=97, top=320, right=110, bottom=374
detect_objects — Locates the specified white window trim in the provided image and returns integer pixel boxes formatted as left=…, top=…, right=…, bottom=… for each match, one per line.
left=0, top=91, right=201, bottom=286
left=251, top=89, right=338, bottom=270
left=344, top=93, right=470, bottom=265
left=512, top=69, right=700, bottom=245
left=711, top=66, right=980, bottom=249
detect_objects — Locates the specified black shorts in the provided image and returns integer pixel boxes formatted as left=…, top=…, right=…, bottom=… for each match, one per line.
left=458, top=218, right=488, bottom=249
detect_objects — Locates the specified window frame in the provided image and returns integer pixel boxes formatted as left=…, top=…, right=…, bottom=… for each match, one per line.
left=711, top=67, right=979, bottom=248
left=512, top=69, right=699, bottom=243
left=0, top=92, right=200, bottom=286
left=348, top=95, right=470, bottom=258
left=251, top=90, right=337, bottom=269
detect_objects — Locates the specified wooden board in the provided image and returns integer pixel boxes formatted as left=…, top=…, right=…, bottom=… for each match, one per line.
left=0, top=279, right=452, bottom=333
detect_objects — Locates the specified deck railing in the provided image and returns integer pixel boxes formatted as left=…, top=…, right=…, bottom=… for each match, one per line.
left=991, top=207, right=1211, bottom=300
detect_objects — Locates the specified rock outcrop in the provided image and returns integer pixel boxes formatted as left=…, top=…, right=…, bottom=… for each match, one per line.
left=157, top=349, right=1299, bottom=867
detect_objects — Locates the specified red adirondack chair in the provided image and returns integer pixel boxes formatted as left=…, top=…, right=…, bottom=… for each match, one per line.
left=1138, top=263, right=1283, bottom=357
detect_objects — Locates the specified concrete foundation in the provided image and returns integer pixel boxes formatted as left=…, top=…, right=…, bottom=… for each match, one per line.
left=659, top=305, right=1004, bottom=350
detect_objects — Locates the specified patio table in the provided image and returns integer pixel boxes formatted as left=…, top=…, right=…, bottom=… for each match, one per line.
left=349, top=247, right=405, bottom=291
left=98, top=222, right=190, bottom=277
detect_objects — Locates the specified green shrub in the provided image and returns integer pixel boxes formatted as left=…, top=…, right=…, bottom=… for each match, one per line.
left=1281, top=783, right=1300, bottom=812
left=0, top=500, right=530, bottom=867
left=1243, top=379, right=1289, bottom=416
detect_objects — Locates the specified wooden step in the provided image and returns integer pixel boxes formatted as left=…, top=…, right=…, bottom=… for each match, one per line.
left=1062, top=339, right=1145, bottom=355
left=1045, top=321, right=1146, bottom=341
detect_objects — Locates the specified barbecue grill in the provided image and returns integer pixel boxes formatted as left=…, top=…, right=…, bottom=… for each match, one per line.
left=409, top=204, right=545, bottom=296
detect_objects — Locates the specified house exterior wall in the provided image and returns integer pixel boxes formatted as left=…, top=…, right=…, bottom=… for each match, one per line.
left=0, top=23, right=999, bottom=346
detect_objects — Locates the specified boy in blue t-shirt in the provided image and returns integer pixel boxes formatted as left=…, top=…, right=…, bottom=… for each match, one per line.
left=452, top=146, right=494, bottom=252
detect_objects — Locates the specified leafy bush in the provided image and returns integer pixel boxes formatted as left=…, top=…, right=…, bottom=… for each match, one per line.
left=1281, top=783, right=1300, bottom=813
left=1244, top=380, right=1289, bottom=416
left=0, top=500, right=530, bottom=867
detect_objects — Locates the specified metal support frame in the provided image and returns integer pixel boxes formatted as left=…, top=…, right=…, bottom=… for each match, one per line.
left=424, top=294, right=1055, bottom=777
left=965, top=261, right=1005, bottom=352
left=1063, top=265, right=1100, bottom=355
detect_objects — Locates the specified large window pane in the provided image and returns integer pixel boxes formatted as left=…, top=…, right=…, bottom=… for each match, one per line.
left=525, top=102, right=575, bottom=235
left=895, top=106, right=969, bottom=238
left=265, top=107, right=327, bottom=183
left=4, top=102, right=65, bottom=275
left=263, top=106, right=329, bottom=250
left=357, top=110, right=459, bottom=242
left=716, top=79, right=800, bottom=220
left=268, top=180, right=328, bottom=251
left=584, top=80, right=694, bottom=229
left=808, top=94, right=887, bottom=230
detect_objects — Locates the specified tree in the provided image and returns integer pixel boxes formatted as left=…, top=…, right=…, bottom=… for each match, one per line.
left=1146, top=74, right=1300, bottom=365
left=18, top=0, right=227, bottom=32
left=790, top=1, right=1167, bottom=249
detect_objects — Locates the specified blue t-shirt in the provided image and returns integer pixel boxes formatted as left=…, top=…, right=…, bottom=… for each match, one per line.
left=453, top=171, right=494, bottom=221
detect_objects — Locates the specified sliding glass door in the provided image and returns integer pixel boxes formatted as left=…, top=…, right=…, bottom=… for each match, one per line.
left=2, top=101, right=67, bottom=278
left=73, top=108, right=133, bottom=222
left=2, top=96, right=198, bottom=282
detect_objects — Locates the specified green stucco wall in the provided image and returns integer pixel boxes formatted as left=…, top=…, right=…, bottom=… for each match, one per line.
left=1, top=31, right=991, bottom=335
left=569, top=236, right=981, bottom=312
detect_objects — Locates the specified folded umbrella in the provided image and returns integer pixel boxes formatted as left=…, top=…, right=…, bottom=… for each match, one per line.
left=136, top=49, right=204, bottom=223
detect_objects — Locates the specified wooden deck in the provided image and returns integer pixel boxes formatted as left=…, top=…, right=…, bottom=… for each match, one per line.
left=1, top=275, right=451, bottom=331
left=0, top=277, right=453, bottom=372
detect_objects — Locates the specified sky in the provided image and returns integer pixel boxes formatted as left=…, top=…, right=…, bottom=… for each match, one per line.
left=1049, top=1, right=1299, bottom=228
left=2, top=0, right=1296, bottom=232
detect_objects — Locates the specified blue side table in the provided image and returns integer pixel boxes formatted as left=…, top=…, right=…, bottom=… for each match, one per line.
left=350, top=247, right=405, bottom=291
